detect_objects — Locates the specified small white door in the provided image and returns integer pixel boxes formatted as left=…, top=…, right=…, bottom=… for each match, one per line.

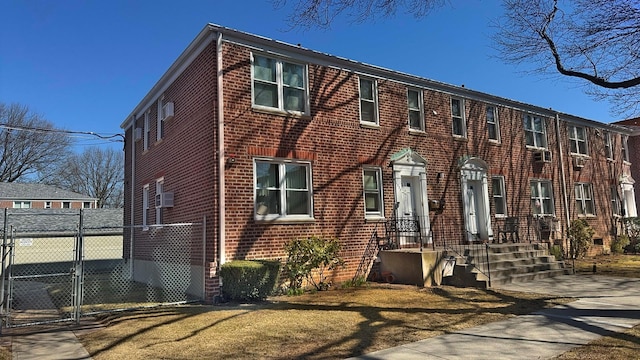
left=399, top=176, right=417, bottom=218
left=466, top=184, right=479, bottom=236
left=398, top=176, right=420, bottom=245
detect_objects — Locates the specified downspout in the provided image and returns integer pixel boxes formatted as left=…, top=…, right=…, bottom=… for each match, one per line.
left=216, top=31, right=226, bottom=268
left=129, top=117, right=136, bottom=277
left=555, top=113, right=570, bottom=256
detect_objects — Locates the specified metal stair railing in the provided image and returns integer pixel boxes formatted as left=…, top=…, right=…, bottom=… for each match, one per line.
left=353, top=224, right=382, bottom=282
left=439, top=227, right=492, bottom=287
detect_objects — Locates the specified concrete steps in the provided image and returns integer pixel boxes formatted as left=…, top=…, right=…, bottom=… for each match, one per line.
left=446, top=243, right=570, bottom=288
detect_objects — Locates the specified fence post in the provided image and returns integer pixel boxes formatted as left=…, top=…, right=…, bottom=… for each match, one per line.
left=72, top=209, right=84, bottom=324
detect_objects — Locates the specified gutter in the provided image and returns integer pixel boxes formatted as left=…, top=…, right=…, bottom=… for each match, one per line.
left=217, top=31, right=226, bottom=268
left=129, top=117, right=136, bottom=276
left=555, top=113, right=571, bottom=254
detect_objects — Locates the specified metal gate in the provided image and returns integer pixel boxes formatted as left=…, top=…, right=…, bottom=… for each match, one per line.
left=1, top=209, right=205, bottom=329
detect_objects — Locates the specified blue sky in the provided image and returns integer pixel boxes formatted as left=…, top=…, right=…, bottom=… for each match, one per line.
left=1, top=0, right=620, bottom=151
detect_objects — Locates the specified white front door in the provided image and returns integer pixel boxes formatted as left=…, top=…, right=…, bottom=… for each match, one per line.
left=398, top=176, right=420, bottom=246
left=466, top=183, right=480, bottom=236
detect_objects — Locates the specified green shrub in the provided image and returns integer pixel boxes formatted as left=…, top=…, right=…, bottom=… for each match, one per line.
left=611, top=235, right=630, bottom=254
left=220, top=259, right=281, bottom=301
left=549, top=245, right=564, bottom=261
left=341, top=275, right=368, bottom=289
left=568, top=219, right=595, bottom=259
left=284, top=236, right=345, bottom=292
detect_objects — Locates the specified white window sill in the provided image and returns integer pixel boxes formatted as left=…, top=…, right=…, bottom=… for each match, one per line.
left=365, top=215, right=386, bottom=223
left=254, top=216, right=315, bottom=224
left=360, top=122, right=380, bottom=130
left=408, top=129, right=426, bottom=136
left=252, top=106, right=311, bottom=119
left=494, top=214, right=508, bottom=218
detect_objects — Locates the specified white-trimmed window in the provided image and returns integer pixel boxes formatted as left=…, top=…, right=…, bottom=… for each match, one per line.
left=156, top=97, right=164, bottom=142
left=487, top=106, right=500, bottom=142
left=604, top=131, right=613, bottom=160
left=451, top=97, right=466, bottom=137
left=83, top=202, right=91, bottom=209
left=44, top=201, right=52, bottom=209
left=492, top=176, right=507, bottom=216
left=62, top=202, right=70, bottom=209
left=524, top=114, right=547, bottom=149
left=252, top=54, right=308, bottom=114
left=13, top=201, right=31, bottom=209
left=359, top=77, right=379, bottom=125
left=144, top=110, right=150, bottom=151
left=530, top=180, right=554, bottom=216
left=407, top=89, right=424, bottom=131
left=568, top=125, right=588, bottom=155
left=622, top=135, right=630, bottom=162
left=363, top=167, right=384, bottom=218
left=254, top=159, right=313, bottom=220
left=611, top=186, right=622, bottom=216
left=143, top=184, right=150, bottom=228
left=155, top=178, right=164, bottom=225
left=574, top=183, right=595, bottom=216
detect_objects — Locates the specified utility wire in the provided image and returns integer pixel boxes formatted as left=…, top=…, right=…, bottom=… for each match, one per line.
left=0, top=123, right=124, bottom=142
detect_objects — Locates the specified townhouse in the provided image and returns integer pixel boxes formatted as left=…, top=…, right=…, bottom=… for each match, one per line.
left=121, top=24, right=637, bottom=301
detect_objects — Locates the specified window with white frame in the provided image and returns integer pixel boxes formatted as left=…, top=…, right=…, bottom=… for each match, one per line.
left=156, top=97, right=164, bottom=142
left=451, top=97, right=466, bottom=137
left=62, top=202, right=70, bottom=209
left=524, top=114, right=547, bottom=149
left=83, top=202, right=91, bottom=209
left=363, top=167, right=384, bottom=218
left=12, top=201, right=31, bottom=209
left=492, top=176, right=507, bottom=216
left=574, top=183, right=595, bottom=216
left=155, top=178, right=164, bottom=225
left=611, top=186, right=621, bottom=216
left=568, top=125, right=588, bottom=155
left=44, top=201, right=52, bottom=209
left=530, top=180, right=554, bottom=215
left=252, top=54, right=308, bottom=114
left=604, top=131, right=613, bottom=160
left=359, top=78, right=378, bottom=125
left=407, top=89, right=424, bottom=131
left=144, top=110, right=150, bottom=151
left=143, top=184, right=150, bottom=228
left=622, top=135, right=630, bottom=162
left=486, top=106, right=500, bottom=142
left=254, top=159, right=312, bottom=220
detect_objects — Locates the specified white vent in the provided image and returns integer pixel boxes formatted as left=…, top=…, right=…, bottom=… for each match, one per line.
left=533, top=151, right=552, bottom=163
left=134, top=128, right=143, bottom=141
left=155, top=192, right=174, bottom=208
left=162, top=102, right=174, bottom=121
left=573, top=156, right=587, bottom=168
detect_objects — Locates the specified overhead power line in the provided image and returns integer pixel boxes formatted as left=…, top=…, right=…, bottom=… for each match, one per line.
left=0, top=123, right=124, bottom=142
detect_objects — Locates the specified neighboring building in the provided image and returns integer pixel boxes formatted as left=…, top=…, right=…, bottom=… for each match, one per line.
left=0, top=183, right=97, bottom=209
left=613, top=118, right=640, bottom=215
left=121, top=24, right=638, bottom=301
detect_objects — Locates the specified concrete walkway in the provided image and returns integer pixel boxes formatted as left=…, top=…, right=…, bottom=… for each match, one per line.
left=350, top=275, right=640, bottom=359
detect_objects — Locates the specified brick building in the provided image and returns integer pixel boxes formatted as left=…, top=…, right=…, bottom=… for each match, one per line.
left=0, top=183, right=97, bottom=209
left=613, top=118, right=640, bottom=213
left=121, top=24, right=638, bottom=301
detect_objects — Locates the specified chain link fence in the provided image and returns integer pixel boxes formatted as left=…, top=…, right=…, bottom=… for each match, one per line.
left=1, top=209, right=205, bottom=328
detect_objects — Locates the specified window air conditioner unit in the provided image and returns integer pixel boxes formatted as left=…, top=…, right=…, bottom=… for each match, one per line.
left=155, top=192, right=174, bottom=208
left=533, top=150, right=552, bottom=163
left=134, top=127, right=143, bottom=141
left=573, top=156, right=587, bottom=168
left=162, top=102, right=174, bottom=121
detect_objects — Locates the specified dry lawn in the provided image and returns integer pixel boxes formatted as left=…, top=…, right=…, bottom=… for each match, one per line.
left=79, top=285, right=569, bottom=360
left=572, top=254, right=640, bottom=277
left=553, top=324, right=640, bottom=360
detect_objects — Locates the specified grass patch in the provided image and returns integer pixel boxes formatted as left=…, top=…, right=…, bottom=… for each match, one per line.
left=78, top=284, right=570, bottom=359
left=572, top=254, right=640, bottom=277
left=553, top=324, right=640, bottom=360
